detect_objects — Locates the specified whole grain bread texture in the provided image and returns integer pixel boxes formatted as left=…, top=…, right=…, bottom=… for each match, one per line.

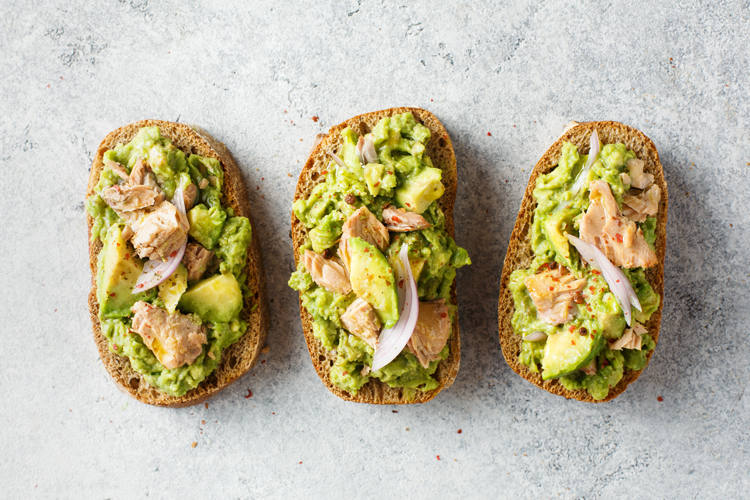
left=87, top=120, right=269, bottom=408
left=292, top=107, right=460, bottom=404
left=498, top=121, right=668, bottom=403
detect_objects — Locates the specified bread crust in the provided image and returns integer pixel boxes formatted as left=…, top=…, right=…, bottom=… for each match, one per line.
left=87, top=120, right=269, bottom=408
left=498, top=121, right=668, bottom=403
left=291, top=107, right=461, bottom=404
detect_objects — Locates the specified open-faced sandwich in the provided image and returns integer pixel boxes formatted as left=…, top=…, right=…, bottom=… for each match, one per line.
left=498, top=121, right=667, bottom=402
left=86, top=120, right=269, bottom=407
left=289, top=108, right=470, bottom=404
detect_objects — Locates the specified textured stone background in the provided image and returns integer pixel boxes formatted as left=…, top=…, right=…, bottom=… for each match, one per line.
left=1, top=1, right=748, bottom=498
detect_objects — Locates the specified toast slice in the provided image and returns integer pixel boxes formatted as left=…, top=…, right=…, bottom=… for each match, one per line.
left=498, top=121, right=668, bottom=402
left=291, top=107, right=461, bottom=404
left=86, top=120, right=269, bottom=407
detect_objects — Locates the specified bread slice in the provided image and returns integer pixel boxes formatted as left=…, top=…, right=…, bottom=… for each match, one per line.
left=498, top=121, right=668, bottom=403
left=86, top=120, right=269, bottom=408
left=291, top=107, right=461, bottom=404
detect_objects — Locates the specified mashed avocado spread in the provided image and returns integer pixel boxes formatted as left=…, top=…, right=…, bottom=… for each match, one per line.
left=509, top=140, right=660, bottom=400
left=289, top=113, right=470, bottom=397
left=86, top=127, right=253, bottom=397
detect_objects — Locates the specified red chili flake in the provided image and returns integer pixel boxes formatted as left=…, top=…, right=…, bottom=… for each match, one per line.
left=386, top=281, right=391, bottom=286
left=590, top=334, right=594, bottom=339
left=602, top=360, right=609, bottom=367
left=364, top=248, right=369, bottom=253
left=437, top=455, right=441, bottom=460
left=589, top=286, right=596, bottom=293
left=487, top=132, right=492, bottom=136
left=261, top=360, right=266, bottom=364
left=571, top=340, right=576, bottom=346
left=374, top=181, right=381, bottom=187
left=457, top=429, right=462, bottom=434
left=616, top=234, right=623, bottom=243
left=170, top=250, right=178, bottom=258
left=312, top=116, right=318, bottom=122
left=321, top=170, right=328, bottom=175
left=548, top=286, right=554, bottom=291
left=616, top=279, right=620, bottom=283
left=568, top=325, right=576, bottom=333
left=342, top=371, right=348, bottom=376
left=257, top=186, right=260, bottom=190
left=406, top=202, right=411, bottom=207
left=657, top=396, right=664, bottom=402
left=399, top=279, right=404, bottom=287
left=116, top=242, right=120, bottom=247
left=440, top=312, right=448, bottom=319
left=244, top=389, right=253, bottom=399
left=109, top=292, right=116, bottom=297
left=601, top=288, right=606, bottom=293
left=299, top=461, right=303, bottom=464
left=113, top=344, right=119, bottom=351
left=392, top=216, right=402, bottom=223
left=124, top=253, right=130, bottom=260
left=591, top=270, right=600, bottom=275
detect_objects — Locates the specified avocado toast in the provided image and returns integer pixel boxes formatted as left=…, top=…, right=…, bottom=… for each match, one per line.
left=86, top=120, right=269, bottom=407
left=498, top=121, right=667, bottom=402
left=290, top=108, right=470, bottom=404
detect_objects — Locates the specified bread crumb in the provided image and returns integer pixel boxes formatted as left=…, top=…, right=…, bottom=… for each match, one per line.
left=405, top=428, right=409, bottom=431
left=191, top=442, right=197, bottom=448
left=261, top=345, right=270, bottom=353
left=204, top=403, right=209, bottom=409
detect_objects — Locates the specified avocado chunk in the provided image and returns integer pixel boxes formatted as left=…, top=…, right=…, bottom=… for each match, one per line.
left=394, top=167, right=445, bottom=214
left=178, top=272, right=243, bottom=323
left=542, top=328, right=604, bottom=380
left=364, top=163, right=385, bottom=196
left=543, top=209, right=575, bottom=265
left=158, top=264, right=188, bottom=313
left=187, top=204, right=227, bottom=250
left=98, top=225, right=154, bottom=319
left=348, top=237, right=399, bottom=329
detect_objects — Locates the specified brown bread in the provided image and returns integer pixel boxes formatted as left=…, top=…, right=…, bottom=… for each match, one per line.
left=291, top=107, right=461, bottom=404
left=86, top=120, right=269, bottom=407
left=498, top=121, right=668, bottom=403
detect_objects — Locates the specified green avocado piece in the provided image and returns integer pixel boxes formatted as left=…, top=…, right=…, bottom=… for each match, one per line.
left=394, top=167, right=444, bottom=214
left=97, top=225, right=154, bottom=319
left=542, top=328, right=605, bottom=380
left=348, top=237, right=399, bottom=329
left=187, top=204, right=227, bottom=250
left=364, top=163, right=385, bottom=196
left=543, top=209, right=575, bottom=265
left=178, top=273, right=242, bottom=323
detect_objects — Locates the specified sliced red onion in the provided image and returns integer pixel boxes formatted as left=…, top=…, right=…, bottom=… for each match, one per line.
left=570, top=129, right=600, bottom=195
left=327, top=151, right=348, bottom=170
left=522, top=331, right=547, bottom=342
left=372, top=244, right=419, bottom=371
left=132, top=186, right=188, bottom=294
left=566, top=234, right=641, bottom=325
left=356, top=135, right=378, bottom=165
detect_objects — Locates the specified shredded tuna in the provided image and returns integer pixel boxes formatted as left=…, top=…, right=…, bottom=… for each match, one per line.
left=183, top=183, right=198, bottom=211
left=622, top=185, right=661, bottom=223
left=339, top=207, right=389, bottom=270
left=104, top=158, right=129, bottom=181
left=130, top=301, right=207, bottom=369
left=382, top=205, right=432, bottom=232
left=619, top=172, right=631, bottom=186
left=579, top=180, right=657, bottom=268
left=407, top=300, right=452, bottom=368
left=130, top=200, right=189, bottom=261
left=581, top=359, right=597, bottom=375
left=101, top=184, right=162, bottom=219
left=302, top=250, right=352, bottom=295
left=610, top=322, right=646, bottom=350
left=182, top=243, right=214, bottom=281
left=626, top=159, right=654, bottom=190
left=524, top=266, right=587, bottom=325
left=340, top=298, right=381, bottom=348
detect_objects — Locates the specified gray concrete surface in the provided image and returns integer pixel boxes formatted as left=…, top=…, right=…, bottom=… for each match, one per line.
left=1, top=1, right=748, bottom=498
